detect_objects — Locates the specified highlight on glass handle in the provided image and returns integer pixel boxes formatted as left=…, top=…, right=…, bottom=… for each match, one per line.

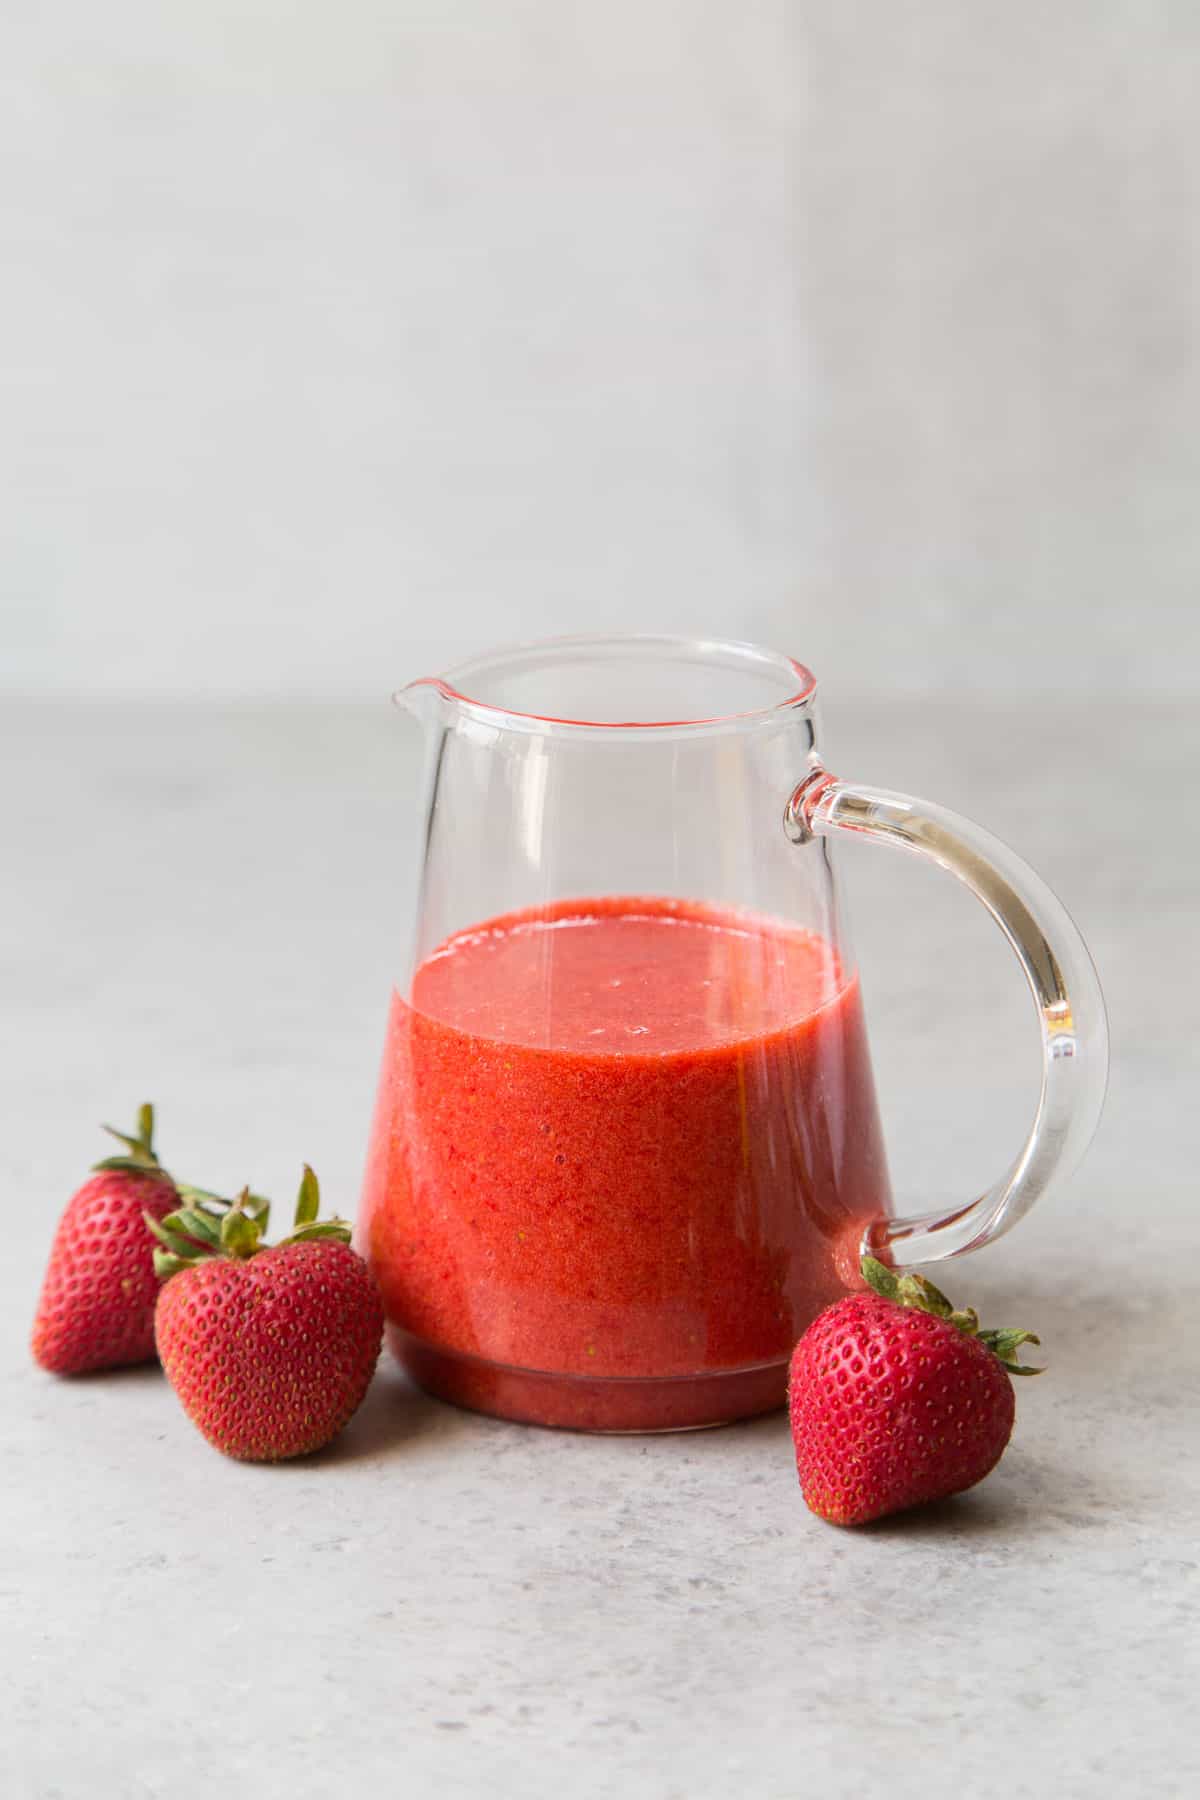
left=785, top=770, right=1109, bottom=1268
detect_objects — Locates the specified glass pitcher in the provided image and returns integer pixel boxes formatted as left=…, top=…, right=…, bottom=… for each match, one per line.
left=359, top=636, right=1107, bottom=1431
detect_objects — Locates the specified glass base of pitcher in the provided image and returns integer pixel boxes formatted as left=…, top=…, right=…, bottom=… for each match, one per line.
left=388, top=1327, right=789, bottom=1433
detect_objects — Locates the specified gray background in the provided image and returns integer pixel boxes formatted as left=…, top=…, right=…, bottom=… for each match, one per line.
left=4, top=0, right=1198, bottom=700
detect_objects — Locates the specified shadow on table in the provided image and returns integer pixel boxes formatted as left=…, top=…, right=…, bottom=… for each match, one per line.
left=311, top=1363, right=478, bottom=1467
left=319, top=1375, right=800, bottom=1468
left=857, top=1488, right=1031, bottom=1540
left=54, top=1361, right=167, bottom=1387
left=718, top=1409, right=1069, bottom=1540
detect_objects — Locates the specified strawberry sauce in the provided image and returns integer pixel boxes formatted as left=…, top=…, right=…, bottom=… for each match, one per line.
left=360, top=897, right=891, bottom=1430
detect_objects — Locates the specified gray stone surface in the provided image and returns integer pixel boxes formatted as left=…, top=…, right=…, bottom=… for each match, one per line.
left=2, top=699, right=1196, bottom=1798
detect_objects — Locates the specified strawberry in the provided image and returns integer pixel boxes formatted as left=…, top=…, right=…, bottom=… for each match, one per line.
left=32, top=1104, right=180, bottom=1375
left=152, top=1168, right=383, bottom=1461
left=788, top=1256, right=1041, bottom=1526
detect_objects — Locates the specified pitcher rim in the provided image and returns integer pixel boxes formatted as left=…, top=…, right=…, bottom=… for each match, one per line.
left=396, top=634, right=818, bottom=737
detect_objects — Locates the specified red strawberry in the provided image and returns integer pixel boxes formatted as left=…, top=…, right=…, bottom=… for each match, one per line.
left=788, top=1257, right=1041, bottom=1526
left=152, top=1167, right=383, bottom=1461
left=32, top=1104, right=180, bottom=1375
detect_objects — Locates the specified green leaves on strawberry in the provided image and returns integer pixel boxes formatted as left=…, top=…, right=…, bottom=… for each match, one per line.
left=144, top=1163, right=352, bottom=1276
left=143, top=1182, right=272, bottom=1275
left=859, top=1256, right=1043, bottom=1376
left=91, top=1102, right=165, bottom=1176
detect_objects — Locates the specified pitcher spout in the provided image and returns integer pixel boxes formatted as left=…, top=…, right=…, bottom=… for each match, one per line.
left=393, top=677, right=455, bottom=724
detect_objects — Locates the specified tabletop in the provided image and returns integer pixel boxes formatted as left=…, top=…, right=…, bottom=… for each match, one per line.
left=3, top=695, right=1196, bottom=1799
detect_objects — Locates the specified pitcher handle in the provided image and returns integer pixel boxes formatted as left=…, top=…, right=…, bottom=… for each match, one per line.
left=786, top=770, right=1109, bottom=1267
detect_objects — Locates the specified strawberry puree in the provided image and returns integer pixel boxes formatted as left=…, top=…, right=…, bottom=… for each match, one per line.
left=360, top=897, right=891, bottom=1430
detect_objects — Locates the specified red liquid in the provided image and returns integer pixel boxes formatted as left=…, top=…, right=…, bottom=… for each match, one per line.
left=360, top=897, right=891, bottom=1430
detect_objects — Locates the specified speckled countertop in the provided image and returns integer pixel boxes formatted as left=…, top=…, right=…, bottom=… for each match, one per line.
left=3, top=698, right=1196, bottom=1799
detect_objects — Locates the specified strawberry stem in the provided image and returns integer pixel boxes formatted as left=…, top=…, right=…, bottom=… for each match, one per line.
left=175, top=1183, right=270, bottom=1225
left=294, top=1165, right=320, bottom=1228
left=94, top=1102, right=164, bottom=1175
left=148, top=1166, right=351, bottom=1278
left=219, top=1193, right=263, bottom=1259
left=860, top=1255, right=1044, bottom=1376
